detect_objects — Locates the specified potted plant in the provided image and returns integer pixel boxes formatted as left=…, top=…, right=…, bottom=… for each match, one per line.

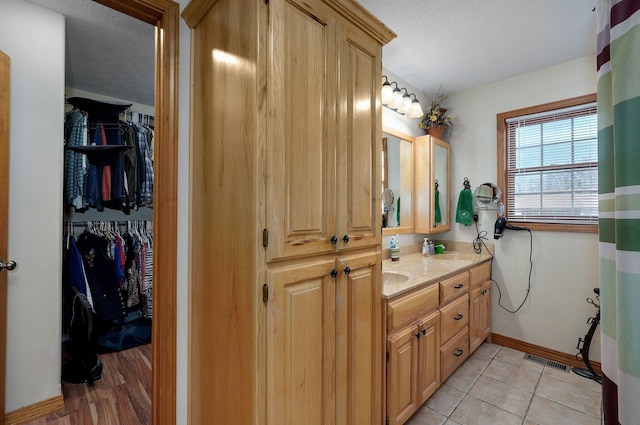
left=418, top=89, right=453, bottom=140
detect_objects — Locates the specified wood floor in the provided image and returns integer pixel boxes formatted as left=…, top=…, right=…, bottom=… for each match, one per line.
left=23, top=344, right=152, bottom=425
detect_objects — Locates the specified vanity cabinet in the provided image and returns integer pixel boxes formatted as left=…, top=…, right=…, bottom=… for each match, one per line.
left=415, top=135, right=451, bottom=234
left=386, top=289, right=440, bottom=425
left=183, top=0, right=394, bottom=424
left=384, top=258, right=492, bottom=425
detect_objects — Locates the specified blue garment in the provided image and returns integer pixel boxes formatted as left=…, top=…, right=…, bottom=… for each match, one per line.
left=64, top=110, right=88, bottom=209
left=85, top=126, right=103, bottom=210
left=66, top=236, right=87, bottom=295
left=132, top=122, right=154, bottom=206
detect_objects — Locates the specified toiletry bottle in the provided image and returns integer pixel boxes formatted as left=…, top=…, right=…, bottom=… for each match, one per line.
left=390, top=236, right=400, bottom=261
left=427, top=240, right=435, bottom=256
left=422, top=238, right=429, bottom=255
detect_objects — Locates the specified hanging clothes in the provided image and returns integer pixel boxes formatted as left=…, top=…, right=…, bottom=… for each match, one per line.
left=63, top=97, right=154, bottom=212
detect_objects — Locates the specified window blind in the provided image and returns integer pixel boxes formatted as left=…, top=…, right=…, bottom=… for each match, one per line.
left=505, top=102, right=598, bottom=225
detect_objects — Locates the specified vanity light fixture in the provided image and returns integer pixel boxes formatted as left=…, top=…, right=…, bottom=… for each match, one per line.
left=381, top=75, right=424, bottom=119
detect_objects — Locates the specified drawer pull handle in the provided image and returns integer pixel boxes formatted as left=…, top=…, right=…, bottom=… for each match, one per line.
left=330, top=269, right=338, bottom=278
left=454, top=283, right=464, bottom=289
left=330, top=236, right=338, bottom=245
left=344, top=266, right=351, bottom=275
left=454, top=349, right=464, bottom=357
left=454, top=314, right=464, bottom=321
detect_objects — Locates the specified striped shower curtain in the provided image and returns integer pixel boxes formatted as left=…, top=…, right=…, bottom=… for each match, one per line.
left=597, top=1, right=640, bottom=424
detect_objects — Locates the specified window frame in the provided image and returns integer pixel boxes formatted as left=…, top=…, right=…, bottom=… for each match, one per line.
left=497, top=93, right=598, bottom=233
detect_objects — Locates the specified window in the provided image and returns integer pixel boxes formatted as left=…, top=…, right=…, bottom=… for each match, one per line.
left=497, top=94, right=598, bottom=232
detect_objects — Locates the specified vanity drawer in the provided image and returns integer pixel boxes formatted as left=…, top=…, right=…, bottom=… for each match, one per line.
left=440, top=326, right=469, bottom=382
left=439, top=271, right=469, bottom=305
left=440, top=293, right=469, bottom=343
left=470, top=261, right=491, bottom=287
left=387, top=284, right=439, bottom=332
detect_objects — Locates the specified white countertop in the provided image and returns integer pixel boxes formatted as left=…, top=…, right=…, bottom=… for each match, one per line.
left=382, top=251, right=493, bottom=298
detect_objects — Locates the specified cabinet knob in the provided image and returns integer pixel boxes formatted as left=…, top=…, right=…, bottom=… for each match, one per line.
left=415, top=332, right=421, bottom=339
left=454, top=283, right=464, bottom=289
left=421, top=329, right=427, bottom=335
left=344, top=266, right=351, bottom=275
left=342, top=235, right=350, bottom=244
left=330, top=236, right=338, bottom=245
left=454, top=349, right=464, bottom=357
left=454, top=313, right=464, bottom=321
left=330, top=269, right=338, bottom=278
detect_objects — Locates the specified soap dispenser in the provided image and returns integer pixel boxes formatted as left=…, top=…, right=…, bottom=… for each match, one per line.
left=390, top=236, right=400, bottom=261
left=422, top=238, right=429, bottom=256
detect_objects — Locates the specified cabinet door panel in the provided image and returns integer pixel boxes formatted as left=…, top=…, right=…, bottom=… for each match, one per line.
left=418, top=311, right=440, bottom=404
left=337, top=25, right=382, bottom=251
left=386, top=326, right=419, bottom=425
left=267, top=0, right=337, bottom=261
left=337, top=251, right=382, bottom=425
left=267, top=259, right=337, bottom=425
left=469, top=286, right=483, bottom=353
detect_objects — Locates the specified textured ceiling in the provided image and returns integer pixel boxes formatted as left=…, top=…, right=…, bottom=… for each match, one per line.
left=27, top=0, right=155, bottom=107
left=358, top=0, right=597, bottom=98
left=25, top=0, right=597, bottom=106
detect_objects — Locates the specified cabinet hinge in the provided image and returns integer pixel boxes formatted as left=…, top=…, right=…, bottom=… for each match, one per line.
left=386, top=350, right=389, bottom=362
left=264, top=0, right=268, bottom=4
left=385, top=417, right=389, bottom=425
left=262, top=229, right=268, bottom=247
left=262, top=283, right=269, bottom=303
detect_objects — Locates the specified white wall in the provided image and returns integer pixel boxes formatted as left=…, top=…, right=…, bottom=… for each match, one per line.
left=443, top=55, right=601, bottom=361
left=0, top=0, right=65, bottom=411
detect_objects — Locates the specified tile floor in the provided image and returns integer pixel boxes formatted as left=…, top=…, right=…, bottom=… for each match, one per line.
left=405, top=343, right=602, bottom=425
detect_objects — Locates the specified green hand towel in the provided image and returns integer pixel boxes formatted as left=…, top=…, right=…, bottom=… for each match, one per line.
left=434, top=189, right=441, bottom=224
left=455, top=188, right=473, bottom=226
left=396, top=196, right=401, bottom=226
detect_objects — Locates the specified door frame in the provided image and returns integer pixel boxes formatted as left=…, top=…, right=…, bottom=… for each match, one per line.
left=94, top=1, right=179, bottom=424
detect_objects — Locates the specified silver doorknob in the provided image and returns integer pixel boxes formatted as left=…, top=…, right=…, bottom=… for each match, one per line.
left=0, top=260, right=17, bottom=272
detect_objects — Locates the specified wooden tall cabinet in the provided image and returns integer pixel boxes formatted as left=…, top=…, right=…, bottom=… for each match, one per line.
left=183, top=0, right=394, bottom=424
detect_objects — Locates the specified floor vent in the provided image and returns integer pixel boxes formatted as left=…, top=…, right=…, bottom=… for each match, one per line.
left=523, top=353, right=570, bottom=372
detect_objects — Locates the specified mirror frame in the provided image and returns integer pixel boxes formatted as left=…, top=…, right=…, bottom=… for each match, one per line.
left=382, top=126, right=415, bottom=235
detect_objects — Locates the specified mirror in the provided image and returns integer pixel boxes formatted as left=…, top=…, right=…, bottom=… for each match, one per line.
left=473, top=182, right=502, bottom=210
left=433, top=140, right=449, bottom=229
left=415, top=135, right=450, bottom=233
left=382, top=127, right=414, bottom=233
left=382, top=188, right=395, bottom=207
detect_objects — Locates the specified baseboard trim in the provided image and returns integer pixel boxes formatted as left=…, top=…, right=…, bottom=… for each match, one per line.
left=5, top=394, right=64, bottom=425
left=491, top=333, right=602, bottom=374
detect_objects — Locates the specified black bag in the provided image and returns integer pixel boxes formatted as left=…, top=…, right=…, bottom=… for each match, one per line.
left=62, top=286, right=103, bottom=383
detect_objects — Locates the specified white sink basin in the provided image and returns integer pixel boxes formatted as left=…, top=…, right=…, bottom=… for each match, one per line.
left=382, top=271, right=411, bottom=285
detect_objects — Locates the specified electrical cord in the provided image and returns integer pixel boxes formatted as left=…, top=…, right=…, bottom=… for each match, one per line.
left=473, top=219, right=533, bottom=314
left=473, top=219, right=494, bottom=256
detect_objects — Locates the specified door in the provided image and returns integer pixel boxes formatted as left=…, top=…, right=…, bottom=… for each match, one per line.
left=386, top=325, right=418, bottom=425
left=0, top=48, right=11, bottom=424
left=417, top=311, right=440, bottom=404
left=266, top=258, right=337, bottom=425
left=336, top=251, right=381, bottom=425
left=266, top=0, right=338, bottom=262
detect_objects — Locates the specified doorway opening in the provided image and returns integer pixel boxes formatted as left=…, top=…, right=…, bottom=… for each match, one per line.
left=20, top=1, right=178, bottom=424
